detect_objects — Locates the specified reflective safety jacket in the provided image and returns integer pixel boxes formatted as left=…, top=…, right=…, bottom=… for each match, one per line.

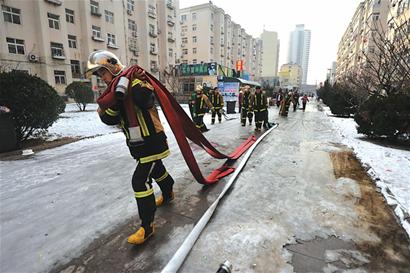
left=242, top=92, right=252, bottom=111
left=195, top=93, right=213, bottom=116
left=251, top=92, right=268, bottom=112
left=209, top=92, right=224, bottom=109
left=99, top=78, right=170, bottom=163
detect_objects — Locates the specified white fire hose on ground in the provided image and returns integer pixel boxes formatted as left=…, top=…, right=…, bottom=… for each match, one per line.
left=161, top=125, right=277, bottom=273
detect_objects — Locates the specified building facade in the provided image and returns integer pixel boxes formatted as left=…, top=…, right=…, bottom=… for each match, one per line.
left=278, top=63, right=302, bottom=89
left=287, top=24, right=311, bottom=84
left=0, top=0, right=180, bottom=95
left=260, top=30, right=280, bottom=78
left=335, top=0, right=390, bottom=81
left=178, top=2, right=263, bottom=92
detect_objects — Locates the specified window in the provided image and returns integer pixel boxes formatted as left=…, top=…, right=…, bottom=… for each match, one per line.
left=48, top=13, right=60, bottom=29
left=92, top=25, right=102, bottom=39
left=181, top=14, right=187, bottom=22
left=148, top=4, right=156, bottom=17
left=210, top=47, right=213, bottom=54
left=128, top=19, right=136, bottom=31
left=68, top=35, right=77, bottom=48
left=372, top=13, right=379, bottom=21
left=149, top=24, right=155, bottom=35
left=105, top=10, right=113, bottom=23
left=182, top=37, right=187, bottom=43
left=181, top=25, right=187, bottom=32
left=2, top=5, right=21, bottom=24
left=54, top=70, right=66, bottom=84
left=193, top=36, right=197, bottom=43
left=65, top=9, right=74, bottom=23
left=168, top=48, right=173, bottom=58
left=150, top=43, right=156, bottom=53
left=192, top=59, right=197, bottom=64
left=192, top=13, right=197, bottom=20
left=50, top=42, right=64, bottom=57
left=182, top=60, right=188, bottom=64
left=211, top=13, right=214, bottom=20
left=182, top=48, right=188, bottom=55
left=127, top=0, right=134, bottom=11
left=6, top=37, right=25, bottom=54
left=70, top=60, right=81, bottom=78
left=150, top=60, right=157, bottom=69
left=192, top=24, right=197, bottom=31
left=210, top=36, right=213, bottom=44
left=90, top=0, right=100, bottom=15
left=107, top=33, right=116, bottom=45
left=193, top=48, right=197, bottom=54
left=210, top=24, right=213, bottom=31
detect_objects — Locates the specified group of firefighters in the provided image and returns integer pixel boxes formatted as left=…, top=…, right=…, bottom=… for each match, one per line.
left=190, top=84, right=274, bottom=132
left=85, top=49, right=310, bottom=246
left=276, top=89, right=310, bottom=116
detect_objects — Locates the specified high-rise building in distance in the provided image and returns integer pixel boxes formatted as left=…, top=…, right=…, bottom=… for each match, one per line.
left=287, top=24, right=311, bottom=84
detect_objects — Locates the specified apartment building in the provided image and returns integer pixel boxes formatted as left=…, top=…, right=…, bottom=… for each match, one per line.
left=179, top=2, right=262, bottom=90
left=278, top=63, right=302, bottom=89
left=387, top=0, right=410, bottom=41
left=335, top=0, right=390, bottom=81
left=260, top=30, right=280, bottom=78
left=0, top=0, right=179, bottom=95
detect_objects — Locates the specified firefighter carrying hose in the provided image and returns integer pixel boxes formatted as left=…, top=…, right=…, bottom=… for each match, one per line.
left=241, top=85, right=253, bottom=126
left=86, top=50, right=175, bottom=245
left=193, top=85, right=213, bottom=132
left=209, top=87, right=224, bottom=124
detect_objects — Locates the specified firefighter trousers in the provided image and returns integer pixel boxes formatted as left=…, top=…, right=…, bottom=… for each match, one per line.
left=211, top=108, right=222, bottom=123
left=255, top=110, right=267, bottom=129
left=241, top=108, right=253, bottom=125
left=132, top=159, right=174, bottom=227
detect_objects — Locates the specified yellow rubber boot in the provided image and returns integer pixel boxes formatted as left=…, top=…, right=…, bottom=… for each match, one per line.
left=155, top=192, right=175, bottom=207
left=127, top=224, right=155, bottom=245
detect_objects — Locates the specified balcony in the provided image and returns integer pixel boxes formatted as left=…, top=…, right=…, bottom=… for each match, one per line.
left=150, top=66, right=159, bottom=72
left=148, top=11, right=156, bottom=19
left=167, top=19, right=175, bottom=26
left=52, top=51, right=66, bottom=60
left=150, top=49, right=158, bottom=55
left=129, top=44, right=139, bottom=52
left=149, top=32, right=158, bottom=38
left=45, top=0, right=62, bottom=5
left=168, top=37, right=175, bottom=42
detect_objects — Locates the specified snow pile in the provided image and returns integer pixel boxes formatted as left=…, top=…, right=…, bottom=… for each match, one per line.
left=323, top=106, right=410, bottom=238
left=47, top=103, right=119, bottom=139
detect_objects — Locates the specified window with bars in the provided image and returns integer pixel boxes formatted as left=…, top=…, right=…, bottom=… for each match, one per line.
left=105, top=10, right=113, bottom=23
left=193, top=36, right=197, bottom=43
left=92, top=25, right=102, bottom=38
left=50, top=42, right=64, bottom=57
left=107, top=33, right=116, bottom=45
left=70, top=60, right=81, bottom=78
left=168, top=48, right=173, bottom=58
left=48, top=13, right=60, bottom=29
left=68, top=35, right=77, bottom=48
left=6, top=37, right=25, bottom=54
left=192, top=24, right=197, bottom=31
left=193, top=48, right=197, bottom=54
left=2, top=5, right=21, bottom=24
left=65, top=9, right=74, bottom=23
left=54, top=70, right=66, bottom=84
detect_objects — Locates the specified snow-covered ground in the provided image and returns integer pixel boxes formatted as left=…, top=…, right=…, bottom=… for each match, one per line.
left=323, top=105, right=410, bottom=238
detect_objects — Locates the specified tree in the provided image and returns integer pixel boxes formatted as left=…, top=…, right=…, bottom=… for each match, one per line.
left=0, top=71, right=65, bottom=142
left=65, top=81, right=95, bottom=111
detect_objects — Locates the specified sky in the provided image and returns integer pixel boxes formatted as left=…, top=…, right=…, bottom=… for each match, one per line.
left=179, top=0, right=361, bottom=85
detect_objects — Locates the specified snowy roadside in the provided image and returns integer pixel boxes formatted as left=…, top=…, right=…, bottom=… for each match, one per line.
left=322, top=105, right=410, bottom=238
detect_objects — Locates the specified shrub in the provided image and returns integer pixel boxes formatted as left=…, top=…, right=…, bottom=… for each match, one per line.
left=65, top=81, right=95, bottom=111
left=0, top=71, right=65, bottom=142
left=355, top=93, right=410, bottom=139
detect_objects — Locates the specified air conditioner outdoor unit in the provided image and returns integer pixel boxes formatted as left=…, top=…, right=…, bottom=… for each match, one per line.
left=28, top=54, right=39, bottom=62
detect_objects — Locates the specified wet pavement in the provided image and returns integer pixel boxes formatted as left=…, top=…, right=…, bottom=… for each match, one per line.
left=2, top=103, right=410, bottom=273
